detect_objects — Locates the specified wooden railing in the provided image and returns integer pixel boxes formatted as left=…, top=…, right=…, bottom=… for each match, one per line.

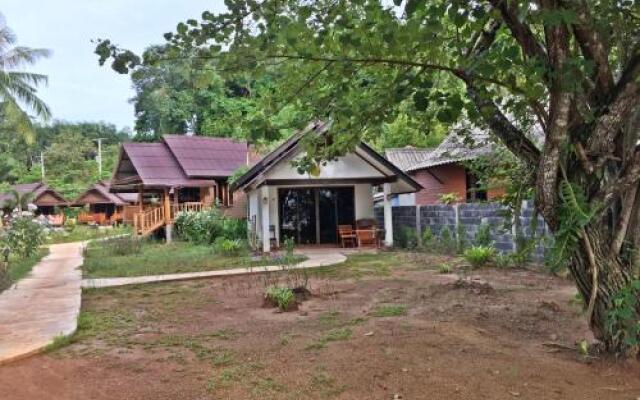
left=171, top=201, right=205, bottom=217
left=134, top=206, right=165, bottom=236
left=133, top=202, right=207, bottom=236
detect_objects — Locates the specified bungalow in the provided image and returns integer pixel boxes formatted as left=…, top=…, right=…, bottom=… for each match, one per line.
left=72, top=181, right=138, bottom=225
left=231, top=121, right=422, bottom=252
left=109, top=135, right=249, bottom=238
left=0, top=182, right=68, bottom=216
left=385, top=129, right=505, bottom=206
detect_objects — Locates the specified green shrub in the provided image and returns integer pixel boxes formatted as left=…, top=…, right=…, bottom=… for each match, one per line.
left=213, top=237, right=245, bottom=256
left=422, top=227, right=434, bottom=246
left=606, top=280, right=640, bottom=353
left=396, top=226, right=418, bottom=249
left=475, top=223, right=493, bottom=247
left=463, top=246, right=496, bottom=268
left=265, top=286, right=295, bottom=311
left=174, top=209, right=246, bottom=244
left=456, top=224, right=467, bottom=254
left=283, top=236, right=295, bottom=257
left=439, top=226, right=457, bottom=255
left=494, top=254, right=513, bottom=268
left=2, top=217, right=45, bottom=258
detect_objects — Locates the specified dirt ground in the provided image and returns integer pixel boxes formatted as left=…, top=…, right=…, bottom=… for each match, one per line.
left=1, top=253, right=639, bottom=400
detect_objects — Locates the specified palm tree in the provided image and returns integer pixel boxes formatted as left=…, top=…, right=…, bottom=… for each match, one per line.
left=5, top=189, right=33, bottom=212
left=0, top=15, right=51, bottom=141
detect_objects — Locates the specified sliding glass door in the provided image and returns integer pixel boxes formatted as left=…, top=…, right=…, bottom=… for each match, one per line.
left=278, top=187, right=355, bottom=245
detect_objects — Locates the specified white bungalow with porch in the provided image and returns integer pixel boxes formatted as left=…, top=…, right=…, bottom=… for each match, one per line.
left=232, top=121, right=421, bottom=252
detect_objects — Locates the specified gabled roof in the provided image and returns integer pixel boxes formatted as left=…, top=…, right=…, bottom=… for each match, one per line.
left=231, top=120, right=421, bottom=194
left=73, top=182, right=136, bottom=206
left=110, top=135, right=249, bottom=191
left=0, top=182, right=68, bottom=207
left=112, top=142, right=218, bottom=190
left=163, top=135, right=247, bottom=178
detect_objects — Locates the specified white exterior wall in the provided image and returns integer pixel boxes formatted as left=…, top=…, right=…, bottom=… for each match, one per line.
left=354, top=183, right=375, bottom=219
left=268, top=152, right=385, bottom=180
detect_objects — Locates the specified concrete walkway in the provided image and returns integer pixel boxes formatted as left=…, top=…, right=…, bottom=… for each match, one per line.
left=82, top=249, right=347, bottom=289
left=0, top=241, right=84, bottom=365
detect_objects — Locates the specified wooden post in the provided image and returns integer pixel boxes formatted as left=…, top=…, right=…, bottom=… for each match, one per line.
left=138, top=186, right=144, bottom=212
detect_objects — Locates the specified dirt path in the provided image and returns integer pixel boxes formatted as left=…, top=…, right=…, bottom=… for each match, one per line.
left=1, top=254, right=638, bottom=399
left=0, top=241, right=84, bottom=365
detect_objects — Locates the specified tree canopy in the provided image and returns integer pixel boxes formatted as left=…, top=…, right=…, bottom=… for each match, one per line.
left=96, top=0, right=640, bottom=353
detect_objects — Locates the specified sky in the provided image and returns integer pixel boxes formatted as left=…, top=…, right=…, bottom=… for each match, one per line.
left=2, top=0, right=227, bottom=130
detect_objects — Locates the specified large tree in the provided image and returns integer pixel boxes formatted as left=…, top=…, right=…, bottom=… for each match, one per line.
left=97, top=0, right=640, bottom=354
left=0, top=15, right=50, bottom=141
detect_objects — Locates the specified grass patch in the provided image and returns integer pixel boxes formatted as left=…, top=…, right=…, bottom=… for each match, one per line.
left=1, top=248, right=49, bottom=292
left=82, top=240, right=305, bottom=278
left=311, top=253, right=409, bottom=280
left=307, top=328, right=353, bottom=350
left=309, top=367, right=346, bottom=398
left=46, top=225, right=131, bottom=244
left=371, top=304, right=407, bottom=317
left=44, top=334, right=75, bottom=352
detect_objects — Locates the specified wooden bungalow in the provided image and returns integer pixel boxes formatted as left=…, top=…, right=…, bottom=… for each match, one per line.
left=109, top=135, right=250, bottom=238
left=72, top=181, right=137, bottom=225
left=0, top=182, right=68, bottom=225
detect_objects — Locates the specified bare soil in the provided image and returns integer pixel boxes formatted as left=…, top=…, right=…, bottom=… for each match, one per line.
left=1, top=253, right=638, bottom=400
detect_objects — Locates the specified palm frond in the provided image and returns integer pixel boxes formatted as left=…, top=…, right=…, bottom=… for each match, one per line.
left=0, top=46, right=51, bottom=69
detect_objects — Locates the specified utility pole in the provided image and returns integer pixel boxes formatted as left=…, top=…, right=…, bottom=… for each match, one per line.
left=95, top=138, right=105, bottom=178
left=39, top=151, right=45, bottom=181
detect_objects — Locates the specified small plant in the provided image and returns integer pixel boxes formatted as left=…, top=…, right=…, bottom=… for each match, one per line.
left=421, top=227, right=434, bottom=247
left=439, top=192, right=459, bottom=205
left=606, top=280, right=640, bottom=355
left=456, top=223, right=467, bottom=254
left=437, top=263, right=452, bottom=274
left=464, top=245, right=496, bottom=268
left=214, top=237, right=244, bottom=256
left=371, top=304, right=407, bottom=317
left=439, top=226, right=456, bottom=255
left=396, top=226, right=418, bottom=249
left=283, top=236, right=295, bottom=257
left=475, top=223, right=493, bottom=247
left=494, top=254, right=513, bottom=269
left=265, top=286, right=295, bottom=311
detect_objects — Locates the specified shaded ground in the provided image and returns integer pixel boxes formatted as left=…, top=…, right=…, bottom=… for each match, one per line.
left=1, top=252, right=638, bottom=399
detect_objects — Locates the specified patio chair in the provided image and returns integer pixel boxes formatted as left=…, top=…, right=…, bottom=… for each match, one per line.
left=48, top=214, right=64, bottom=227
left=356, top=228, right=378, bottom=248
left=337, top=224, right=357, bottom=248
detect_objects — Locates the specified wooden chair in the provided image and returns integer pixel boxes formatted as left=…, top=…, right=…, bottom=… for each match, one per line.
left=356, top=229, right=378, bottom=247
left=337, top=224, right=356, bottom=248
left=48, top=214, right=64, bottom=227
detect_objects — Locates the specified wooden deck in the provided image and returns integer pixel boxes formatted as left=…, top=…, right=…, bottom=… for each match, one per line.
left=133, top=202, right=209, bottom=237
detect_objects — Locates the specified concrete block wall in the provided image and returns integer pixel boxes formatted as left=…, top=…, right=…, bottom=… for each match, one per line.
left=376, top=201, right=551, bottom=262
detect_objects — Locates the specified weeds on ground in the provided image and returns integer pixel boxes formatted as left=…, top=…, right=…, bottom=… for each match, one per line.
left=307, top=328, right=353, bottom=350
left=371, top=304, right=407, bottom=317
left=437, top=263, right=452, bottom=274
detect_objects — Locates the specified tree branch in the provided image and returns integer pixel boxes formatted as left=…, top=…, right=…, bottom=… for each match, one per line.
left=489, top=0, right=547, bottom=61
left=566, top=0, right=614, bottom=100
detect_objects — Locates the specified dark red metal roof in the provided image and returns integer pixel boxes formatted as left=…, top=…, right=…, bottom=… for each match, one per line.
left=163, top=135, right=248, bottom=178
left=118, top=142, right=216, bottom=188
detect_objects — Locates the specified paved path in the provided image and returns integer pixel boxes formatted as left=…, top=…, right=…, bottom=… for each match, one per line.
left=0, top=241, right=84, bottom=365
left=82, top=249, right=347, bottom=289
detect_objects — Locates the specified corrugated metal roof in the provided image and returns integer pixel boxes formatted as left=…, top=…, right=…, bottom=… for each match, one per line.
left=163, top=135, right=248, bottom=178
left=407, top=130, right=494, bottom=171
left=118, top=142, right=216, bottom=188
left=384, top=147, right=435, bottom=171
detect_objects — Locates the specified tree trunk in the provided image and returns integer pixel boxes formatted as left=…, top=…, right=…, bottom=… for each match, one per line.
left=567, top=224, right=637, bottom=353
